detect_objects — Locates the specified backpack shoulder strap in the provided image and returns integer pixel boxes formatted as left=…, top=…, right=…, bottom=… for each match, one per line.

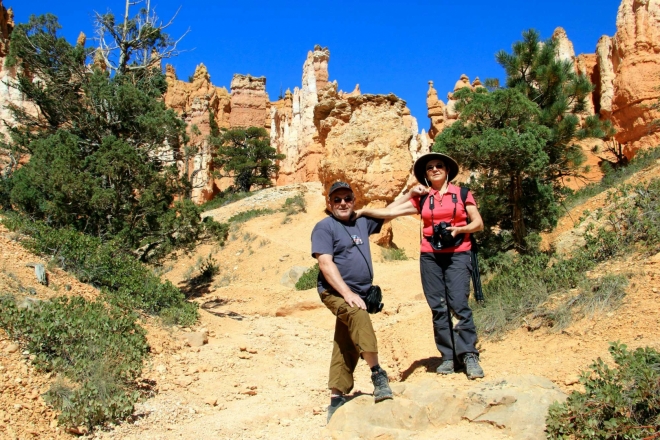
left=460, top=186, right=469, bottom=220
left=419, top=194, right=429, bottom=213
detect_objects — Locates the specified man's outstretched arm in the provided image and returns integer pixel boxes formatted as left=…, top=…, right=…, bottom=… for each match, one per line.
left=315, top=253, right=367, bottom=310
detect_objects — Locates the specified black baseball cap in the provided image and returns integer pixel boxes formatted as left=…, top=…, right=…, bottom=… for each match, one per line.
left=328, top=181, right=353, bottom=196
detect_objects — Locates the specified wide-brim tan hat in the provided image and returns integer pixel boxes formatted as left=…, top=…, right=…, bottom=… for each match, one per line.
left=413, top=153, right=459, bottom=185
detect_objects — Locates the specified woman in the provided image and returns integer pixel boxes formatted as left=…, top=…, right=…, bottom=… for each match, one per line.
left=355, top=153, right=485, bottom=379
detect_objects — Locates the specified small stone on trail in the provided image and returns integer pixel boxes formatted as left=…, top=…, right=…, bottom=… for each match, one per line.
left=653, top=288, right=658, bottom=293
left=248, top=349, right=258, bottom=354
left=5, top=343, right=19, bottom=354
left=239, top=346, right=247, bottom=351
left=564, top=377, right=580, bottom=386
left=181, top=332, right=208, bottom=347
left=205, top=397, right=218, bottom=406
left=174, top=377, right=193, bottom=388
left=280, top=419, right=291, bottom=426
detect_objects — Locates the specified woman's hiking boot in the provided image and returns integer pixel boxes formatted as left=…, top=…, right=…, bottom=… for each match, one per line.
left=327, top=396, right=346, bottom=424
left=463, top=353, right=484, bottom=379
left=371, top=367, right=393, bottom=402
left=436, top=359, right=454, bottom=374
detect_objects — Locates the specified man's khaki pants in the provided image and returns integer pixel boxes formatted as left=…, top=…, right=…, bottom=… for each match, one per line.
left=321, top=289, right=378, bottom=394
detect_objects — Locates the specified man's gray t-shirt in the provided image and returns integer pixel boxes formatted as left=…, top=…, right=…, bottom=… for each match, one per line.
left=311, top=215, right=383, bottom=297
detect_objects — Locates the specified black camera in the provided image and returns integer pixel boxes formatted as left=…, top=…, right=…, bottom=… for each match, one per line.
left=434, top=221, right=455, bottom=246
left=427, top=222, right=464, bottom=250
left=365, top=285, right=384, bottom=314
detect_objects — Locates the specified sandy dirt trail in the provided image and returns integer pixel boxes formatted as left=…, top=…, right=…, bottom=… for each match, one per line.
left=1, top=181, right=659, bottom=439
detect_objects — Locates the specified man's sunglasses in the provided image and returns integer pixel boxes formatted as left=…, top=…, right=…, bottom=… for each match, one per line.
left=426, top=163, right=445, bottom=171
left=333, top=195, right=355, bottom=203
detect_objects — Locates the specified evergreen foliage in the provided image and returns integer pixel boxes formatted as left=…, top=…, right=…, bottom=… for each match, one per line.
left=211, top=127, right=285, bottom=193
left=1, top=14, right=200, bottom=256
left=434, top=29, right=610, bottom=252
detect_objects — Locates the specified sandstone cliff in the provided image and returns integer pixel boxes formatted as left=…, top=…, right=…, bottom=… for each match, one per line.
left=610, top=0, right=660, bottom=157
left=163, top=64, right=232, bottom=202
left=271, top=44, right=420, bottom=209
left=229, top=74, right=270, bottom=129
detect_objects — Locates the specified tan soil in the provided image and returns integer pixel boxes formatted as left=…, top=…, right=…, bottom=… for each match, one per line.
left=1, top=179, right=659, bottom=439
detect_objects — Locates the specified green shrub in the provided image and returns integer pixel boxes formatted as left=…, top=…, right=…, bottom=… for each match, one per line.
left=2, top=215, right=198, bottom=325
left=546, top=342, right=660, bottom=439
left=227, top=208, right=277, bottom=224
left=295, top=264, right=319, bottom=291
left=382, top=247, right=408, bottom=261
left=282, top=193, right=307, bottom=214
left=0, top=295, right=148, bottom=429
left=477, top=176, right=660, bottom=338
left=202, top=217, right=230, bottom=245
left=563, top=146, right=660, bottom=211
left=199, top=190, right=251, bottom=212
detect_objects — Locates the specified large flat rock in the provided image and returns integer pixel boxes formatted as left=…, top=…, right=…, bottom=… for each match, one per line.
left=326, top=375, right=566, bottom=440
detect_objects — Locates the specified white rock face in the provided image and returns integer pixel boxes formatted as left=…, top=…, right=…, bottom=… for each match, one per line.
left=553, top=27, right=576, bottom=66
left=597, top=35, right=615, bottom=118
left=271, top=46, right=328, bottom=185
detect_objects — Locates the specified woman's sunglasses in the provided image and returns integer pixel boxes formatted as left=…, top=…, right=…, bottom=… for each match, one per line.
left=426, top=163, right=445, bottom=171
left=333, top=195, right=355, bottom=203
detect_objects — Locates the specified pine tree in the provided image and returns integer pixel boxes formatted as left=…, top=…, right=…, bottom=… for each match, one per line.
left=1, top=13, right=200, bottom=255
left=434, top=29, right=610, bottom=252
left=212, top=127, right=285, bottom=193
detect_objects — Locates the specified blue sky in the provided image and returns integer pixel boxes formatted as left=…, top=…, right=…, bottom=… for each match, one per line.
left=12, top=0, right=622, bottom=131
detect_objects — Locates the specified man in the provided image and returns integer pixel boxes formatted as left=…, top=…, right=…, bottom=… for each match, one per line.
left=311, top=181, right=393, bottom=424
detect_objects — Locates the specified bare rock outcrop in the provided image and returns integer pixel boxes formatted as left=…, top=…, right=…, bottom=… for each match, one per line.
left=610, top=0, right=660, bottom=158
left=229, top=74, right=270, bottom=129
left=315, top=86, right=418, bottom=244
left=316, top=88, right=414, bottom=206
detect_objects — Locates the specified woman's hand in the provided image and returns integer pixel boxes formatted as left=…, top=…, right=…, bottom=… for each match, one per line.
left=447, top=226, right=462, bottom=237
left=410, top=185, right=429, bottom=198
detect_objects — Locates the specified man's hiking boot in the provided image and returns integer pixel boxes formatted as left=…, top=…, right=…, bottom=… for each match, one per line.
left=463, top=353, right=484, bottom=379
left=327, top=396, right=346, bottom=424
left=436, top=359, right=454, bottom=374
left=371, top=368, right=393, bottom=402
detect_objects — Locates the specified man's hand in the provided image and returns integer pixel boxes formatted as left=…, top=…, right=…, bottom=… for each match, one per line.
left=343, top=292, right=367, bottom=310
left=352, top=209, right=363, bottom=220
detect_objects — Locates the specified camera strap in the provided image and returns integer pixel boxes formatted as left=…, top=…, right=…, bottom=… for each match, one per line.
left=421, top=191, right=458, bottom=243
left=335, top=218, right=373, bottom=282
